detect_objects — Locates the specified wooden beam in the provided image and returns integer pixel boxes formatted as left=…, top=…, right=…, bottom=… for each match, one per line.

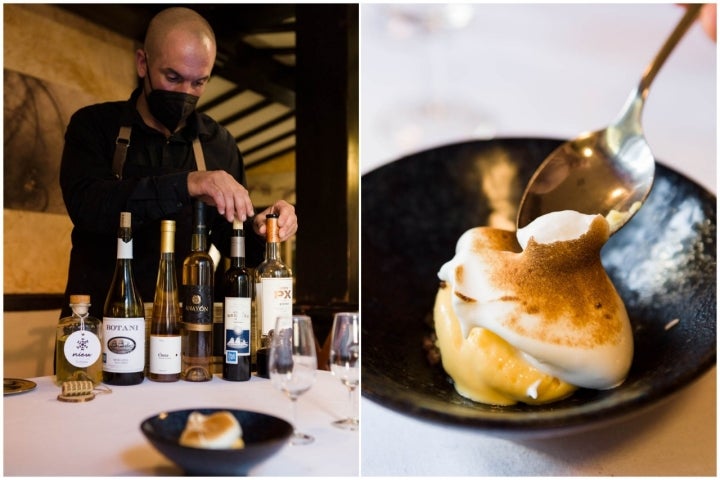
left=294, top=4, right=358, bottom=308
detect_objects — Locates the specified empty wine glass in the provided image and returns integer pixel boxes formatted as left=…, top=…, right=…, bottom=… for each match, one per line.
left=329, top=312, right=360, bottom=430
left=269, top=315, right=317, bottom=445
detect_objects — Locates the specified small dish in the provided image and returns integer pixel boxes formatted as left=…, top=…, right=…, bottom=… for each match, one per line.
left=4, top=378, right=37, bottom=396
left=140, top=408, right=293, bottom=475
left=361, top=137, right=716, bottom=436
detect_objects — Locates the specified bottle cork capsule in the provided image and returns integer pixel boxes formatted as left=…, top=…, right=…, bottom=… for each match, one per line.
left=160, top=220, right=176, bottom=252
left=266, top=213, right=279, bottom=242
left=120, top=211, right=131, bottom=228
left=69, top=294, right=91, bottom=304
left=161, top=220, right=176, bottom=232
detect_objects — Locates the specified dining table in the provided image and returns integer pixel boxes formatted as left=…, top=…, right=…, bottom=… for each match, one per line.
left=3, top=371, right=359, bottom=476
left=360, top=3, right=716, bottom=476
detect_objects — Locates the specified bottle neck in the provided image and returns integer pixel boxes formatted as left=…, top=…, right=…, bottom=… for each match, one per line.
left=71, top=304, right=90, bottom=318
left=265, top=240, right=281, bottom=261
left=191, top=232, right=207, bottom=252
left=264, top=216, right=281, bottom=260
left=117, top=236, right=132, bottom=262
left=160, top=224, right=175, bottom=254
left=160, top=251, right=176, bottom=265
left=230, top=233, right=245, bottom=267
left=70, top=303, right=90, bottom=328
left=116, top=258, right=136, bottom=286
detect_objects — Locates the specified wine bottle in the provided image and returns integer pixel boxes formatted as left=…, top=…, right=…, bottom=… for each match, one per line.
left=254, top=212, right=293, bottom=378
left=149, top=220, right=181, bottom=382
left=103, top=211, right=145, bottom=385
left=181, top=200, right=214, bottom=382
left=55, top=295, right=102, bottom=385
left=222, top=219, right=252, bottom=381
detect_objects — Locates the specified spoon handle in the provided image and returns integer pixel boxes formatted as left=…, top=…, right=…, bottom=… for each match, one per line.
left=637, top=4, right=702, bottom=99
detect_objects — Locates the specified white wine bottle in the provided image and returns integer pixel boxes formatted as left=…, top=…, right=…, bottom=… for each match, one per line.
left=254, top=212, right=293, bottom=378
left=149, top=220, right=181, bottom=382
left=55, top=295, right=102, bottom=385
left=103, top=211, right=145, bottom=385
left=222, top=219, right=252, bottom=381
left=181, top=200, right=214, bottom=381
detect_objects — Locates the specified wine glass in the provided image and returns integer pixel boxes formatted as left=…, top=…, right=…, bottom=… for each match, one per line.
left=329, top=312, right=360, bottom=430
left=269, top=315, right=317, bottom=445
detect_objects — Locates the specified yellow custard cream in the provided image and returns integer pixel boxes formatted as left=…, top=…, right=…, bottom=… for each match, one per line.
left=435, top=210, right=633, bottom=406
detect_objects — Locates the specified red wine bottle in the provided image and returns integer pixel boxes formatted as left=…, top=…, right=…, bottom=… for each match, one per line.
left=222, top=219, right=252, bottom=381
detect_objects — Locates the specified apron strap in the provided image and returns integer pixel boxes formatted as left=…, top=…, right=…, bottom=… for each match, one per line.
left=111, top=126, right=207, bottom=177
left=192, top=137, right=206, bottom=171
left=112, top=126, right=132, bottom=179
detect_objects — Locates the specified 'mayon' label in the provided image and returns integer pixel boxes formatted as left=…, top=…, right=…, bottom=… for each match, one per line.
left=182, top=285, right=212, bottom=324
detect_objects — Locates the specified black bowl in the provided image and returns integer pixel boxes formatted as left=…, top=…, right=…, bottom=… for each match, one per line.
left=140, top=408, right=293, bottom=475
left=361, top=137, right=716, bottom=436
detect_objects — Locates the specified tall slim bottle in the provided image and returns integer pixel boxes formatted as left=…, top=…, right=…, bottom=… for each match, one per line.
left=223, top=219, right=252, bottom=381
left=254, top=212, right=293, bottom=378
left=149, top=220, right=181, bottom=382
left=181, top=200, right=214, bottom=381
left=103, top=211, right=145, bottom=385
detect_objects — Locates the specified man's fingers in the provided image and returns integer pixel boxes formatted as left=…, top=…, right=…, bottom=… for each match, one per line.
left=188, top=170, right=254, bottom=222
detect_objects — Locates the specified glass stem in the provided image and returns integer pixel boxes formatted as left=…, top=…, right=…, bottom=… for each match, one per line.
left=291, top=397, right=299, bottom=434
left=349, top=385, right=358, bottom=420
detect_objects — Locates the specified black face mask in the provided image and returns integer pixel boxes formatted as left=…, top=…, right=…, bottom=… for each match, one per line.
left=144, top=65, right=199, bottom=133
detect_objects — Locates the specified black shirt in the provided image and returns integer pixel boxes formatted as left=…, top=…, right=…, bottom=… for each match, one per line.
left=59, top=88, right=264, bottom=318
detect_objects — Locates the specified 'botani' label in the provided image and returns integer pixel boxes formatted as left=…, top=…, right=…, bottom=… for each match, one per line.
left=102, top=317, right=145, bottom=372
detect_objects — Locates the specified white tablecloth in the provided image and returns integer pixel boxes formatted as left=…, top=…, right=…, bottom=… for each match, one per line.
left=360, top=4, right=716, bottom=476
left=3, top=371, right=358, bottom=476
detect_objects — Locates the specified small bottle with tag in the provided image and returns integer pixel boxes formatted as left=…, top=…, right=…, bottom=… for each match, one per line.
left=55, top=295, right=103, bottom=385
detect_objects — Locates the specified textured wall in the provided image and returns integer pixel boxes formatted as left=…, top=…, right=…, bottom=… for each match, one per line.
left=3, top=4, right=136, bottom=295
left=3, top=4, right=137, bottom=378
left=4, top=4, right=136, bottom=98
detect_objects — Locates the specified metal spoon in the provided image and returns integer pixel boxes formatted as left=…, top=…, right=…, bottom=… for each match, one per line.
left=517, top=4, right=702, bottom=234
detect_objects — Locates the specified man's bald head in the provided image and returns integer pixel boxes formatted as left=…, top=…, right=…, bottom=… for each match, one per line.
left=144, top=7, right=216, bottom=60
left=135, top=7, right=217, bottom=134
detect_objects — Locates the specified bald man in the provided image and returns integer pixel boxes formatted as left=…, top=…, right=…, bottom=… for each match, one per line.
left=59, top=7, right=297, bottom=319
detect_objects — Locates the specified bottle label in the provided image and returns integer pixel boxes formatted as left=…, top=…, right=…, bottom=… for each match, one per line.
left=224, top=297, right=251, bottom=362
left=63, top=330, right=102, bottom=368
left=182, top=285, right=212, bottom=324
left=117, top=238, right=133, bottom=259
left=149, top=336, right=181, bottom=374
left=102, top=316, right=145, bottom=372
left=258, top=277, right=293, bottom=335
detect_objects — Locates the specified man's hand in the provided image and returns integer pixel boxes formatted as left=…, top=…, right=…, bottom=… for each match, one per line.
left=187, top=170, right=255, bottom=222
left=253, top=200, right=298, bottom=241
left=700, top=4, right=716, bottom=42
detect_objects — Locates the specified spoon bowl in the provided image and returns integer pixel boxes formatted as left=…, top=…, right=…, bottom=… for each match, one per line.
left=517, top=5, right=702, bottom=234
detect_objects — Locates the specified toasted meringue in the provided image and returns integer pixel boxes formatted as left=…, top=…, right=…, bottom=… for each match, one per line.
left=435, top=211, right=633, bottom=405
left=179, top=411, right=244, bottom=449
